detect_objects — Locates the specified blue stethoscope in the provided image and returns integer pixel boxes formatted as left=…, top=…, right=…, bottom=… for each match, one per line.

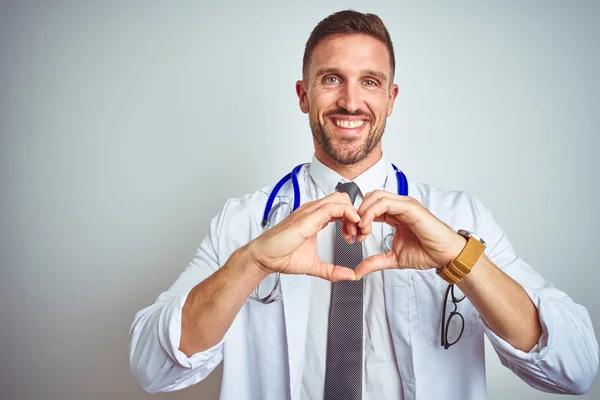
left=249, top=162, right=409, bottom=304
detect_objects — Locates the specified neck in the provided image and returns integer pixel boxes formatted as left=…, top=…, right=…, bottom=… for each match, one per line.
left=314, top=148, right=383, bottom=181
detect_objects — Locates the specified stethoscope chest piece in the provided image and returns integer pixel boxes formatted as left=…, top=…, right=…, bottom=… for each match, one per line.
left=384, top=229, right=395, bottom=253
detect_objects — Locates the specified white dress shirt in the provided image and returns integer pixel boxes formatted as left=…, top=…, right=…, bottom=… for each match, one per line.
left=129, top=154, right=599, bottom=399
left=301, top=155, right=403, bottom=399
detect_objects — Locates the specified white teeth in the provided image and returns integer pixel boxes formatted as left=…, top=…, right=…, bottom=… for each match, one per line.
left=334, top=119, right=365, bottom=129
left=337, top=120, right=363, bottom=128
left=334, top=119, right=366, bottom=129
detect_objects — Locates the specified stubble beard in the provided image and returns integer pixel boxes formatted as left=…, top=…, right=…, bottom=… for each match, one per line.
left=310, top=114, right=386, bottom=166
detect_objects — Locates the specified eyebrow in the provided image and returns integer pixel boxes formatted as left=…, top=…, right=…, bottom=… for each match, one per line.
left=314, top=67, right=389, bottom=84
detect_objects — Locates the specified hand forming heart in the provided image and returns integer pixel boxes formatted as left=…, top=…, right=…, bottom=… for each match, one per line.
left=246, top=190, right=466, bottom=281
left=352, top=190, right=466, bottom=280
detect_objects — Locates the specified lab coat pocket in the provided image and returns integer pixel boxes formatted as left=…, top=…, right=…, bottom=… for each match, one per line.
left=412, top=270, right=480, bottom=346
left=388, top=283, right=410, bottom=338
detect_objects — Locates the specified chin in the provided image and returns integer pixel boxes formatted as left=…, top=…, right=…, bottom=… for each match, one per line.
left=328, top=148, right=369, bottom=165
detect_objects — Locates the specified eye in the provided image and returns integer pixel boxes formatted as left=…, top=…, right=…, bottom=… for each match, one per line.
left=363, top=79, right=378, bottom=87
left=323, top=76, right=340, bottom=85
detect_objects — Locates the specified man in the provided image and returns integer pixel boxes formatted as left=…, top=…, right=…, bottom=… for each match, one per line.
left=129, top=10, right=598, bottom=399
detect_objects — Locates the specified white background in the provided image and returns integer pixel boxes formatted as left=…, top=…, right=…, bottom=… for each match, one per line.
left=1, top=1, right=598, bottom=399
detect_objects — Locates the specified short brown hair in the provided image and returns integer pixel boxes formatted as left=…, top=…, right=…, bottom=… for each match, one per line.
left=302, top=10, right=395, bottom=81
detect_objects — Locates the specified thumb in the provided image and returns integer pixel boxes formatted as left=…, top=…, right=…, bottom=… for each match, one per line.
left=311, top=261, right=357, bottom=282
left=354, top=253, right=396, bottom=280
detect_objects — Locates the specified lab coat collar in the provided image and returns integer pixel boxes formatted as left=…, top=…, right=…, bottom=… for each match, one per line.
left=309, top=153, right=389, bottom=200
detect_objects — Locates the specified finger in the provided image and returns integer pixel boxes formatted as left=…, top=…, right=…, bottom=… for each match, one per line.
left=358, top=190, right=399, bottom=216
left=358, top=218, right=374, bottom=237
left=358, top=191, right=416, bottom=223
left=328, top=218, right=357, bottom=244
left=320, top=217, right=359, bottom=244
left=301, top=203, right=361, bottom=238
left=354, top=253, right=396, bottom=280
left=311, top=261, right=356, bottom=282
left=318, top=202, right=361, bottom=224
left=293, top=194, right=355, bottom=231
left=354, top=219, right=370, bottom=242
left=358, top=197, right=423, bottom=230
left=298, top=191, right=354, bottom=215
left=288, top=192, right=357, bottom=237
left=356, top=231, right=369, bottom=243
left=315, top=219, right=352, bottom=244
left=356, top=191, right=399, bottom=238
left=341, top=221, right=354, bottom=244
left=343, top=219, right=359, bottom=238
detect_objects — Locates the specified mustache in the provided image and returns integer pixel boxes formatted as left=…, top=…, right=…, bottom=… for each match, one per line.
left=323, top=109, right=373, bottom=121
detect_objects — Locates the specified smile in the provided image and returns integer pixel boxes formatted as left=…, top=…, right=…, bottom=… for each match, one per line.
left=333, top=119, right=367, bottom=129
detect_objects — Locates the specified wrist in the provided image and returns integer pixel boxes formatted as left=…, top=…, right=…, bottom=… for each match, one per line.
left=239, top=242, right=272, bottom=279
left=437, top=230, right=486, bottom=285
left=447, top=234, right=468, bottom=263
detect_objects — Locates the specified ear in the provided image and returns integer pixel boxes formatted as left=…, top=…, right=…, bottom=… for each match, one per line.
left=296, top=80, right=309, bottom=114
left=386, top=83, right=399, bottom=117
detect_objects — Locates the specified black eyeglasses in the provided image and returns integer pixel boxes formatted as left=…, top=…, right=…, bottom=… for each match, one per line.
left=440, top=284, right=465, bottom=349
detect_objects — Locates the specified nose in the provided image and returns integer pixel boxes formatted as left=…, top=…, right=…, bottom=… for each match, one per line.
left=336, top=81, right=361, bottom=113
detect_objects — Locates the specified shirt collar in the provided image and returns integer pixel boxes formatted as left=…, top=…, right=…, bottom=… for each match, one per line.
left=309, top=153, right=390, bottom=199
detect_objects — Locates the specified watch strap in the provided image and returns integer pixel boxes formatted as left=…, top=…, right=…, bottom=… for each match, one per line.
left=437, top=235, right=485, bottom=284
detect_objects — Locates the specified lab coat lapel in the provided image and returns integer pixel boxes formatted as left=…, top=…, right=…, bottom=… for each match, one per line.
left=383, top=269, right=416, bottom=400
left=280, top=273, right=311, bottom=400
left=380, top=168, right=421, bottom=399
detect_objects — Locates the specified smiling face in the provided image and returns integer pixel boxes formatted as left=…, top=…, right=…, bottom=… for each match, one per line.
left=296, top=34, right=399, bottom=168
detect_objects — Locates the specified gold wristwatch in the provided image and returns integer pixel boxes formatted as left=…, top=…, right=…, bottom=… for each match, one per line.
left=436, top=230, right=486, bottom=284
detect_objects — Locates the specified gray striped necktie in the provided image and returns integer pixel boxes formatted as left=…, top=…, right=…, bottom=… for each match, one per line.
left=324, top=181, right=363, bottom=400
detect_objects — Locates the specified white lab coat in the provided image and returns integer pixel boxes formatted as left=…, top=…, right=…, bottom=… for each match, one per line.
left=129, top=163, right=599, bottom=399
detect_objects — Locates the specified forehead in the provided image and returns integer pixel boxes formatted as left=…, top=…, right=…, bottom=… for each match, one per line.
left=308, top=34, right=391, bottom=78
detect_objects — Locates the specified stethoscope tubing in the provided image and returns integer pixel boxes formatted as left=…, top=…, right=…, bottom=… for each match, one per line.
left=262, top=163, right=307, bottom=227
left=264, top=163, right=407, bottom=223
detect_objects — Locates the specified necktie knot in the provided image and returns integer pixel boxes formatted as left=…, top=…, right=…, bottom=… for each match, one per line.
left=336, top=181, right=361, bottom=205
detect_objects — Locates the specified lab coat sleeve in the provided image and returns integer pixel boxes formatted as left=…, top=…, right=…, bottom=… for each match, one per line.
left=473, top=197, right=599, bottom=395
left=128, top=200, right=231, bottom=393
